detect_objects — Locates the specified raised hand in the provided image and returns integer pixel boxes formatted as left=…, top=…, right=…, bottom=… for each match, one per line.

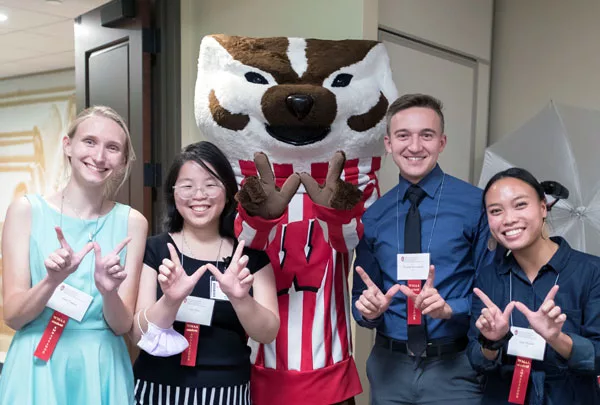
left=514, top=285, right=566, bottom=343
left=299, top=151, right=362, bottom=210
left=398, top=265, right=452, bottom=319
left=205, top=241, right=252, bottom=301
left=235, top=152, right=300, bottom=219
left=354, top=266, right=402, bottom=320
left=157, top=243, right=208, bottom=304
left=44, top=226, right=94, bottom=284
left=474, top=287, right=515, bottom=341
left=93, top=237, right=131, bottom=295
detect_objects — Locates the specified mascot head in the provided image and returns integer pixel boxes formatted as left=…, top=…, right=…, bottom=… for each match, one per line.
left=195, top=35, right=397, bottom=172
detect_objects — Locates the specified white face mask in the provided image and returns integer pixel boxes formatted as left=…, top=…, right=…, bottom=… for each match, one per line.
left=137, top=308, right=189, bottom=357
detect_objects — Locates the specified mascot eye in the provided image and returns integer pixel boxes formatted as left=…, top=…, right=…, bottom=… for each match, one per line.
left=245, top=72, right=269, bottom=85
left=331, top=73, right=353, bottom=87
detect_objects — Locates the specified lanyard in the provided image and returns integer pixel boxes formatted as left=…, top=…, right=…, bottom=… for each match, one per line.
left=396, top=173, right=445, bottom=254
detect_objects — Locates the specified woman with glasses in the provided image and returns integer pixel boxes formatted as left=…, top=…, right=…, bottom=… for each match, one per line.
left=467, top=167, right=600, bottom=405
left=131, top=141, right=279, bottom=405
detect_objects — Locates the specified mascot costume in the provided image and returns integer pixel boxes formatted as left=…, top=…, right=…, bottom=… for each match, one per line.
left=195, top=34, right=397, bottom=405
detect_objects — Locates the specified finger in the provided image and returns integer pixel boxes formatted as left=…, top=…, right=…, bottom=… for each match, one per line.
left=415, top=288, right=437, bottom=308
left=158, top=274, right=169, bottom=284
left=108, top=264, right=122, bottom=275
left=55, top=226, right=71, bottom=250
left=359, top=294, right=380, bottom=313
left=158, top=264, right=173, bottom=279
left=325, top=151, right=346, bottom=187
left=75, top=242, right=94, bottom=262
left=104, top=255, right=122, bottom=268
left=398, top=285, right=418, bottom=300
left=540, top=299, right=555, bottom=314
left=94, top=242, right=102, bottom=262
left=254, top=152, right=275, bottom=185
left=355, top=300, right=376, bottom=318
left=112, top=236, right=132, bottom=255
left=555, top=313, right=567, bottom=324
left=190, top=265, right=208, bottom=284
left=114, top=271, right=127, bottom=280
left=384, top=284, right=403, bottom=300
left=547, top=306, right=562, bottom=319
left=421, top=292, right=442, bottom=308
left=422, top=299, right=445, bottom=316
left=280, top=173, right=301, bottom=202
left=473, top=288, right=498, bottom=310
left=502, top=301, right=516, bottom=319
left=477, top=317, right=490, bottom=331
left=166, top=243, right=183, bottom=268
left=240, top=274, right=254, bottom=286
left=238, top=267, right=251, bottom=280
left=234, top=255, right=250, bottom=274
left=161, top=258, right=177, bottom=272
left=49, top=253, right=66, bottom=268
left=544, top=285, right=559, bottom=302
left=299, top=172, right=322, bottom=196
left=481, top=308, right=496, bottom=329
left=231, top=240, right=246, bottom=267
left=55, top=248, right=71, bottom=260
left=514, top=301, right=534, bottom=319
left=205, top=263, right=223, bottom=282
left=424, top=265, right=435, bottom=289
left=45, top=258, right=60, bottom=272
left=356, top=266, right=377, bottom=290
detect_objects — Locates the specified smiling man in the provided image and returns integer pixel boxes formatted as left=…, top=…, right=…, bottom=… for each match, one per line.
left=352, top=94, right=494, bottom=405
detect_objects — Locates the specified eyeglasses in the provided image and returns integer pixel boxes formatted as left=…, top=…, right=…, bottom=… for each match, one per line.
left=173, top=183, right=223, bottom=199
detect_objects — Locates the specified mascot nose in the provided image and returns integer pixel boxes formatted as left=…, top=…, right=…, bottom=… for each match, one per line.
left=286, top=94, right=314, bottom=120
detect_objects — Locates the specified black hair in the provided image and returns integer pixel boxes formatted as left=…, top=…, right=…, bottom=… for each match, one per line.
left=482, top=167, right=545, bottom=206
left=163, top=141, right=238, bottom=238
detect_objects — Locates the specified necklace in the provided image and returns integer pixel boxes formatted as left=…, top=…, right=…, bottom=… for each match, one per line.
left=61, top=192, right=101, bottom=242
left=180, top=228, right=224, bottom=269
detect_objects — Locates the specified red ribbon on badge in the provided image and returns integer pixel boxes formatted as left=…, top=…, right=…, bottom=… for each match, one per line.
left=34, top=311, right=69, bottom=361
left=181, top=323, right=200, bottom=367
left=406, top=280, right=422, bottom=325
left=508, top=356, right=532, bottom=404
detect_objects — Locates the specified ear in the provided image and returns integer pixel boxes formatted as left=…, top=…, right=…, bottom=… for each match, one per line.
left=62, top=135, right=72, bottom=158
left=384, top=134, right=392, bottom=154
left=541, top=198, right=548, bottom=217
left=438, top=133, right=448, bottom=153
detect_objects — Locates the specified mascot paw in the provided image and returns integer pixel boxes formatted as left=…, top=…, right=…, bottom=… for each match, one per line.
left=330, top=180, right=363, bottom=211
left=235, top=152, right=300, bottom=219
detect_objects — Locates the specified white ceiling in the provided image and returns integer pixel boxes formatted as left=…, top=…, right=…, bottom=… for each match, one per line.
left=0, top=0, right=111, bottom=79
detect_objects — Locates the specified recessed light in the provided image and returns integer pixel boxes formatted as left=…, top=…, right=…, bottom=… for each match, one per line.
left=0, top=13, right=8, bottom=22
left=46, top=0, right=63, bottom=4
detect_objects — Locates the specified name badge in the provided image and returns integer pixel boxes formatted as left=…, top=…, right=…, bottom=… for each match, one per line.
left=397, top=253, right=430, bottom=280
left=47, top=283, right=93, bottom=322
left=507, top=326, right=546, bottom=361
left=175, top=296, right=214, bottom=326
left=210, top=277, right=229, bottom=301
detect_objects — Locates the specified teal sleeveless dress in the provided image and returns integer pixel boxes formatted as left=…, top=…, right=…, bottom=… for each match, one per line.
left=0, top=194, right=134, bottom=405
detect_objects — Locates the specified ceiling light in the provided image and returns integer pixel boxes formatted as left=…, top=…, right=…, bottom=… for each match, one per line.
left=0, top=14, right=8, bottom=22
left=46, top=0, right=63, bottom=4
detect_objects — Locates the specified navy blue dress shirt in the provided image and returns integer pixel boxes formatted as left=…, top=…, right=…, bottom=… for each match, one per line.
left=352, top=165, right=493, bottom=341
left=467, top=237, right=600, bottom=404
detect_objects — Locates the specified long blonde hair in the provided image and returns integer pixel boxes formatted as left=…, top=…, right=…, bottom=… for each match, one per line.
left=64, top=106, right=136, bottom=198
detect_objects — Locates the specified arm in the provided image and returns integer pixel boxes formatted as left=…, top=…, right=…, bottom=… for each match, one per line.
left=2, top=198, right=59, bottom=330
left=447, top=208, right=494, bottom=318
left=352, top=234, right=385, bottom=329
left=102, top=209, right=148, bottom=335
left=313, top=202, right=364, bottom=253
left=230, top=263, right=280, bottom=344
left=234, top=205, right=283, bottom=251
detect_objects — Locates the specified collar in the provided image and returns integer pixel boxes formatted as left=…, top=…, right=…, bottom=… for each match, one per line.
left=496, top=236, right=572, bottom=275
left=398, top=164, right=444, bottom=201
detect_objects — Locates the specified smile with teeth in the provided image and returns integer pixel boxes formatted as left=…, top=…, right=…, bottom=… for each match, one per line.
left=405, top=156, right=425, bottom=161
left=504, top=228, right=524, bottom=237
left=191, top=205, right=210, bottom=213
left=85, top=163, right=107, bottom=172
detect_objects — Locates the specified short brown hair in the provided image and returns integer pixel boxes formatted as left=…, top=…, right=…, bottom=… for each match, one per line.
left=385, top=93, right=445, bottom=135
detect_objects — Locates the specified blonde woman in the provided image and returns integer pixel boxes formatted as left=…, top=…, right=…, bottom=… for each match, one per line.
left=0, top=106, right=147, bottom=405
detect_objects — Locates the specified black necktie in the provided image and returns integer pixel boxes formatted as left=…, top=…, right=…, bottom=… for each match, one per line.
left=404, top=185, right=427, bottom=356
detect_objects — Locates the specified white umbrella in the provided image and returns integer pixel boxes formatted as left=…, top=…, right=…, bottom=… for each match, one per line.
left=479, top=101, right=600, bottom=256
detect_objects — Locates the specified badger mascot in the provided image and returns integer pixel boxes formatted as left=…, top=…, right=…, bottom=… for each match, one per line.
left=195, top=34, right=397, bottom=405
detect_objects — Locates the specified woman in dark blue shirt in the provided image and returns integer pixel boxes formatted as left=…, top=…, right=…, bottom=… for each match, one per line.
left=467, top=168, right=600, bottom=405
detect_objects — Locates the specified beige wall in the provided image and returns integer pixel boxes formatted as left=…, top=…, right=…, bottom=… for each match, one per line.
left=180, top=0, right=378, bottom=147
left=490, top=0, right=600, bottom=143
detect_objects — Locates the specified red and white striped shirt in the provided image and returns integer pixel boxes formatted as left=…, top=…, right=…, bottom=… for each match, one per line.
left=234, top=157, right=381, bottom=405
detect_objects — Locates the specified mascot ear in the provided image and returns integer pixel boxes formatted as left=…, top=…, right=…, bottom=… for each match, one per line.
left=198, top=35, right=235, bottom=75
